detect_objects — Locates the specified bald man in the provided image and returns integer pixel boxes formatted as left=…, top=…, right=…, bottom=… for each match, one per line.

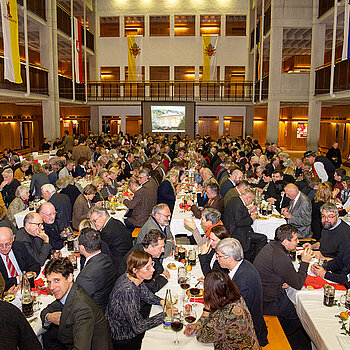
left=0, top=227, right=40, bottom=291
left=16, top=212, right=52, bottom=266
left=281, top=184, right=312, bottom=238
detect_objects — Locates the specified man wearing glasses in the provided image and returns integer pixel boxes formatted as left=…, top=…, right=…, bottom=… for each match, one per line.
left=136, top=204, right=175, bottom=259
left=16, top=212, right=52, bottom=266
left=0, top=226, right=40, bottom=291
left=303, top=202, right=350, bottom=259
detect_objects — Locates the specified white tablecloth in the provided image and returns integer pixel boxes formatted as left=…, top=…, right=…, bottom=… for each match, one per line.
left=142, top=246, right=213, bottom=349
left=252, top=216, right=286, bottom=240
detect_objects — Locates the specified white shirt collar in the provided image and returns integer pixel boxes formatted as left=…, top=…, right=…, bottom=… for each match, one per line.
left=229, top=260, right=243, bottom=279
left=84, top=251, right=101, bottom=265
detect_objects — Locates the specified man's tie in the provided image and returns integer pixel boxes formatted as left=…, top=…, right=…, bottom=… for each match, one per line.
left=289, top=199, right=295, bottom=213
left=6, top=255, right=18, bottom=278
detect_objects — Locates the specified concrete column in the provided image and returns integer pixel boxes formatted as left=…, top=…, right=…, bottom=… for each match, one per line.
left=266, top=2, right=283, bottom=145
left=245, top=106, right=254, bottom=137
left=121, top=115, right=126, bottom=134
left=90, top=106, right=101, bottom=134
left=307, top=0, right=326, bottom=151
left=170, top=15, right=174, bottom=36
left=41, top=0, right=60, bottom=141
left=219, top=115, right=224, bottom=136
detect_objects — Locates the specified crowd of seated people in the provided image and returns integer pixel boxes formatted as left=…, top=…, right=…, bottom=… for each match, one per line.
left=0, top=132, right=349, bottom=350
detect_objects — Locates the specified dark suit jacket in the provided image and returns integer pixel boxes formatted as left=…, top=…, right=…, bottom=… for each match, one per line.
left=76, top=253, right=117, bottom=313
left=191, top=194, right=224, bottom=219
left=118, top=244, right=168, bottom=293
left=30, top=173, right=49, bottom=197
left=157, top=179, right=176, bottom=213
left=220, top=178, right=235, bottom=198
left=232, top=260, right=268, bottom=347
left=49, top=192, right=72, bottom=232
left=124, top=160, right=133, bottom=179
left=198, top=249, right=228, bottom=276
left=2, top=179, right=20, bottom=207
left=43, top=220, right=65, bottom=250
left=15, top=228, right=51, bottom=266
left=223, top=196, right=254, bottom=252
left=124, top=186, right=155, bottom=227
left=41, top=283, right=113, bottom=350
left=60, top=185, right=81, bottom=208
left=0, top=241, right=40, bottom=291
left=100, top=218, right=133, bottom=268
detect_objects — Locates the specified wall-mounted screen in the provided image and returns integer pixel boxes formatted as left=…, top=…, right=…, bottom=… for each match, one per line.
left=142, top=101, right=195, bottom=138
left=151, top=105, right=186, bottom=132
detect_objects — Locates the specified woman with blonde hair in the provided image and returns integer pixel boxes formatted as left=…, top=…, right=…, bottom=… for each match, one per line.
left=14, top=160, right=30, bottom=182
left=91, top=176, right=105, bottom=204
left=311, top=183, right=332, bottom=240
left=157, top=169, right=179, bottom=213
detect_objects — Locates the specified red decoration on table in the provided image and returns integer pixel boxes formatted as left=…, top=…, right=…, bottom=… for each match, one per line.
left=189, top=297, right=203, bottom=304
left=34, top=278, right=45, bottom=287
left=304, top=275, right=347, bottom=291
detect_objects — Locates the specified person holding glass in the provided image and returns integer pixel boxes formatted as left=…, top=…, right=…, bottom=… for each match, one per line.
left=105, top=249, right=165, bottom=350
left=184, top=270, right=260, bottom=349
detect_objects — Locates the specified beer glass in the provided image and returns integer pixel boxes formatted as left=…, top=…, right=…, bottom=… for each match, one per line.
left=323, top=284, right=335, bottom=307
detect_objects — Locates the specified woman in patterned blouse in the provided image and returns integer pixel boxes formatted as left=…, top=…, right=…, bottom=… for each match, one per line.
left=105, top=249, right=165, bottom=350
left=184, top=270, right=261, bottom=350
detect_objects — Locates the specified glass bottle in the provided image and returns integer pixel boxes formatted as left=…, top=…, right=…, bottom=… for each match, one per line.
left=163, top=289, right=173, bottom=329
left=22, top=274, right=34, bottom=318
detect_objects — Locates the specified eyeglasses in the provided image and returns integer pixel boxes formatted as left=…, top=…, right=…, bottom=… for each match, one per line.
left=141, top=261, right=155, bottom=271
left=28, top=222, right=44, bottom=227
left=321, top=214, right=337, bottom=220
left=215, top=253, right=228, bottom=260
left=159, top=213, right=171, bottom=219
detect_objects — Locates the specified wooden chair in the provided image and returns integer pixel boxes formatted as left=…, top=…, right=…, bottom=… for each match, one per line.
left=132, top=228, right=141, bottom=239
left=262, top=315, right=291, bottom=349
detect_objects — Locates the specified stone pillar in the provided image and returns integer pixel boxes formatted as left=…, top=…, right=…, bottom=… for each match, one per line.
left=41, top=0, right=60, bottom=141
left=307, top=0, right=326, bottom=151
left=121, top=115, right=126, bottom=134
left=90, top=106, right=101, bottom=134
left=218, top=115, right=224, bottom=136
left=266, top=2, right=283, bottom=145
left=245, top=106, right=254, bottom=137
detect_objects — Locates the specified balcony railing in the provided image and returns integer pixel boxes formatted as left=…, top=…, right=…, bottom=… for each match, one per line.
left=315, top=59, right=350, bottom=95
left=254, top=75, right=269, bottom=102
left=57, top=5, right=94, bottom=51
left=59, top=75, right=85, bottom=100
left=86, top=80, right=253, bottom=102
left=0, top=57, right=48, bottom=95
left=17, top=0, right=46, bottom=20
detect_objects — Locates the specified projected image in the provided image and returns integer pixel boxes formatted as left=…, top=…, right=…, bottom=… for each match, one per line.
left=151, top=106, right=186, bottom=132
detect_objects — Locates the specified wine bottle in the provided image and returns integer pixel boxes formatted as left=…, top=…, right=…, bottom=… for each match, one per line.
left=163, top=289, right=173, bottom=329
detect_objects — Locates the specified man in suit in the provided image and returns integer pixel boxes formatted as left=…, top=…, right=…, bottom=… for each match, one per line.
left=223, top=189, right=267, bottom=262
left=119, top=229, right=169, bottom=293
left=71, top=136, right=91, bottom=162
left=76, top=228, right=117, bottom=313
left=224, top=180, right=250, bottom=207
left=188, top=182, right=224, bottom=219
left=216, top=238, right=268, bottom=347
left=0, top=227, right=40, bottom=291
left=16, top=212, right=52, bottom=266
left=41, top=257, right=113, bottom=350
left=89, top=206, right=132, bottom=269
left=281, top=183, right=312, bottom=238
left=138, top=168, right=158, bottom=205
left=124, top=152, right=134, bottom=179
left=0, top=169, right=20, bottom=207
left=266, top=156, right=280, bottom=174
left=124, top=177, right=155, bottom=231
left=41, top=184, right=72, bottom=234
left=220, top=168, right=243, bottom=198
left=136, top=204, right=175, bottom=259
left=149, top=155, right=166, bottom=186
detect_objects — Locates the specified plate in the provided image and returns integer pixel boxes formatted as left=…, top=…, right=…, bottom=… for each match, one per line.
left=186, top=288, right=204, bottom=297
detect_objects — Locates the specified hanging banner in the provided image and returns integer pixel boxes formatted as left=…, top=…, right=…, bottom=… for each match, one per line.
left=0, top=0, right=22, bottom=83
left=343, top=1, right=350, bottom=60
left=202, top=34, right=218, bottom=82
left=74, top=17, right=83, bottom=84
left=127, top=35, right=142, bottom=82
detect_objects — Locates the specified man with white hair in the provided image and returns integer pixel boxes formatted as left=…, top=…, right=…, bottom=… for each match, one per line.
left=0, top=169, right=20, bottom=207
left=281, top=183, right=312, bottom=238
left=216, top=238, right=268, bottom=347
left=41, top=184, right=72, bottom=233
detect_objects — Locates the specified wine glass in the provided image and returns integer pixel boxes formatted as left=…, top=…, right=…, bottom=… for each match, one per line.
left=189, top=286, right=200, bottom=304
left=171, top=313, right=184, bottom=345
left=184, top=306, right=197, bottom=325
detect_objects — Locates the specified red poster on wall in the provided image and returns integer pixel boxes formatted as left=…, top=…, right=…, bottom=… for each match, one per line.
left=297, top=122, right=307, bottom=138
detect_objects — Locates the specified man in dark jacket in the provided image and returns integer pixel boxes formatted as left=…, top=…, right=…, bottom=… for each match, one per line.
left=41, top=257, right=113, bottom=350
left=0, top=169, right=20, bottom=207
left=0, top=227, right=40, bottom=291
left=76, top=228, right=117, bottom=313
left=216, top=238, right=268, bottom=347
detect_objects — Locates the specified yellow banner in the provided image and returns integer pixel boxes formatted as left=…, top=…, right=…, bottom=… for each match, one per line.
left=1, top=0, right=22, bottom=83
left=202, top=34, right=218, bottom=82
left=127, top=35, right=142, bottom=82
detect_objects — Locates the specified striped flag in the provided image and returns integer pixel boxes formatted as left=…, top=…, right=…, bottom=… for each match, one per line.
left=0, top=0, right=22, bottom=83
left=343, top=1, right=350, bottom=60
left=74, top=17, right=83, bottom=84
left=127, top=35, right=142, bottom=82
left=202, top=34, right=218, bottom=82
